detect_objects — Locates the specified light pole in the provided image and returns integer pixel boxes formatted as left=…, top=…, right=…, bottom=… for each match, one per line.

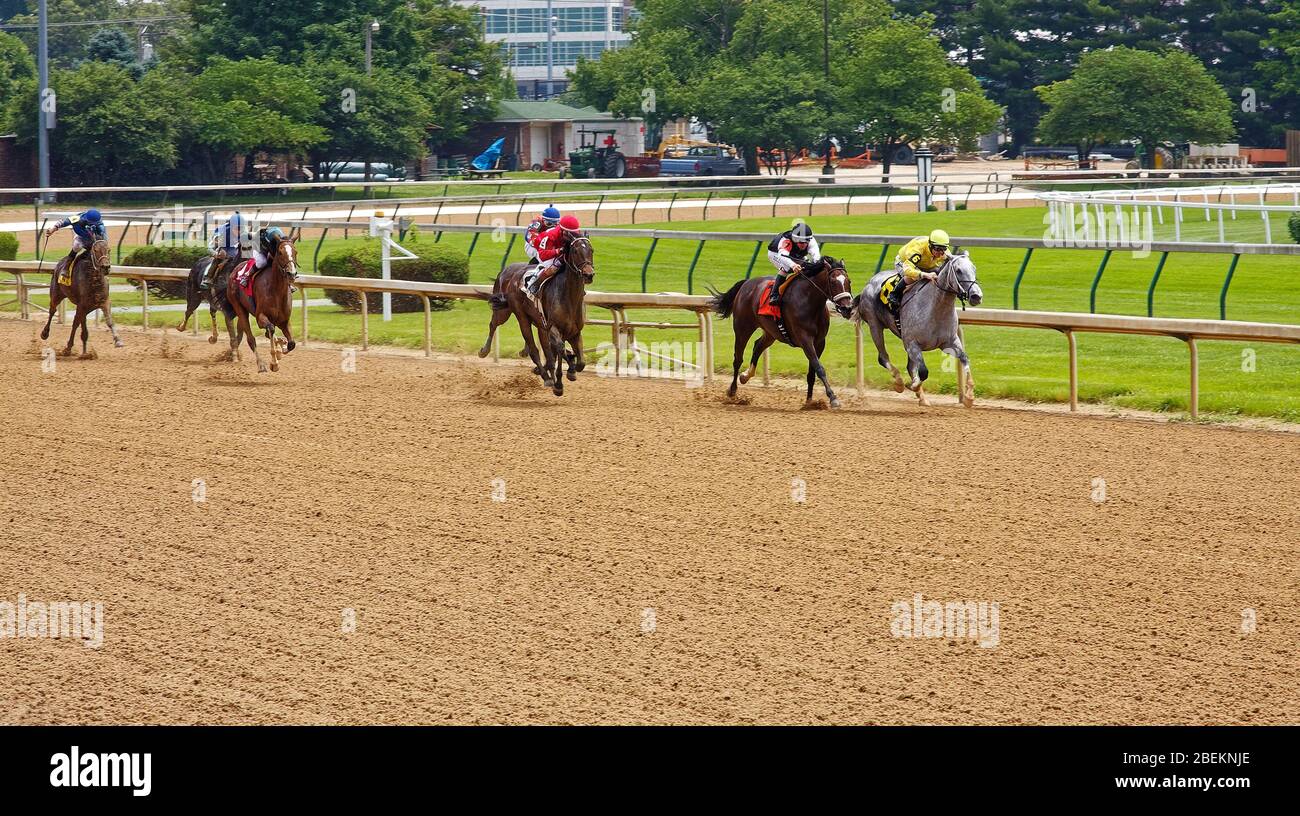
left=366, top=19, right=379, bottom=76
left=37, top=0, right=50, bottom=201
left=546, top=1, right=556, bottom=98
left=820, top=0, right=834, bottom=182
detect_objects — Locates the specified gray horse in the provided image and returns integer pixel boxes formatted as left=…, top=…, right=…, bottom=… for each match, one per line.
left=855, top=251, right=983, bottom=407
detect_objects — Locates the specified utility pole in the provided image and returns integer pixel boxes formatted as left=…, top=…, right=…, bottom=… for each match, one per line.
left=820, top=0, right=834, bottom=183
left=37, top=0, right=50, bottom=201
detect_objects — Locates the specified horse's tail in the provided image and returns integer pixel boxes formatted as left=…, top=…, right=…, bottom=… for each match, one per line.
left=489, top=292, right=509, bottom=311
left=705, top=280, right=744, bottom=319
left=850, top=293, right=863, bottom=324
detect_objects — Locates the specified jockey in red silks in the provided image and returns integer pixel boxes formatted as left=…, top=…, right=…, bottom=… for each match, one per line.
left=526, top=214, right=581, bottom=295
left=523, top=205, right=562, bottom=264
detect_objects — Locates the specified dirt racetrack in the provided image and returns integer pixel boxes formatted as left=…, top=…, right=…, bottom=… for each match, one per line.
left=1, top=319, right=1297, bottom=725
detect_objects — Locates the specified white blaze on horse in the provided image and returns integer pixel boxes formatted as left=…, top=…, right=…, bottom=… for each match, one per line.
left=854, top=251, right=983, bottom=407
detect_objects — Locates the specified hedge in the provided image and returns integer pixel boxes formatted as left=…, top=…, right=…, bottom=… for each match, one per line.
left=321, top=234, right=470, bottom=312
left=124, top=245, right=210, bottom=299
left=1289, top=212, right=1300, bottom=245
left=0, top=232, right=17, bottom=261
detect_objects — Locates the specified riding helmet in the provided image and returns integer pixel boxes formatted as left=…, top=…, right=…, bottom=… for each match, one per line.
left=83, top=208, right=102, bottom=224
left=559, top=214, right=581, bottom=232
left=928, top=228, right=950, bottom=249
left=542, top=205, right=561, bottom=223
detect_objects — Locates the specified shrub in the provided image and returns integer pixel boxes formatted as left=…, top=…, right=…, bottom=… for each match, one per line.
left=955, top=202, right=968, bottom=211
left=321, top=233, right=469, bottom=312
left=123, top=245, right=210, bottom=299
left=926, top=204, right=939, bottom=212
left=1289, top=212, right=1300, bottom=244
left=0, top=232, right=17, bottom=260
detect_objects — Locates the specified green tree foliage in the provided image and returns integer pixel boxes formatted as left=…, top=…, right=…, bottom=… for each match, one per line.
left=10, top=62, right=179, bottom=185
left=306, top=61, right=433, bottom=174
left=1259, top=1, right=1300, bottom=145
left=82, top=28, right=141, bottom=77
left=0, top=29, right=34, bottom=119
left=834, top=20, right=1002, bottom=181
left=1036, top=48, right=1235, bottom=168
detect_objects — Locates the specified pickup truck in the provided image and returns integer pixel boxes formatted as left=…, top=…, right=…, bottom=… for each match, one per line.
left=659, top=146, right=748, bottom=176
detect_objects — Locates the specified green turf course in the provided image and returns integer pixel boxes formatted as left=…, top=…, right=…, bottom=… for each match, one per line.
left=8, top=205, right=1298, bottom=421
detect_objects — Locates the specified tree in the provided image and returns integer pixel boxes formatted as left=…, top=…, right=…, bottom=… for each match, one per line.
left=306, top=60, right=433, bottom=176
left=1259, top=1, right=1300, bottom=146
left=83, top=29, right=143, bottom=78
left=834, top=20, right=1002, bottom=182
left=693, top=55, right=828, bottom=174
left=9, top=61, right=179, bottom=185
left=0, top=30, right=34, bottom=119
left=185, top=57, right=326, bottom=182
left=1036, top=48, right=1236, bottom=168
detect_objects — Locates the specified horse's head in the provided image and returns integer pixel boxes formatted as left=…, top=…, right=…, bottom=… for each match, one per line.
left=274, top=237, right=299, bottom=282
left=939, top=251, right=982, bottom=306
left=818, top=256, right=855, bottom=318
left=89, top=239, right=111, bottom=277
left=566, top=233, right=594, bottom=284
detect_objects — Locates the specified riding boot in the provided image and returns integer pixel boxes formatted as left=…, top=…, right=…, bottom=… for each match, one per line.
left=526, top=272, right=542, bottom=296
left=888, top=279, right=904, bottom=313
left=768, top=272, right=787, bottom=306
left=199, top=260, right=216, bottom=291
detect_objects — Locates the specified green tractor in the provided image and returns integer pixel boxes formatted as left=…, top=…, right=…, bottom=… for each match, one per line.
left=566, top=128, right=660, bottom=178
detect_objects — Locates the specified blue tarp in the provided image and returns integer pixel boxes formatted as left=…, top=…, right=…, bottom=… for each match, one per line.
left=471, top=138, right=505, bottom=171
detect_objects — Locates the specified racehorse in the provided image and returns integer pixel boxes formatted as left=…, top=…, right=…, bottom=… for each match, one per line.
left=478, top=235, right=594, bottom=396
left=854, top=250, right=983, bottom=407
left=226, top=237, right=298, bottom=373
left=707, top=256, right=855, bottom=408
left=177, top=251, right=240, bottom=355
left=39, top=238, right=123, bottom=357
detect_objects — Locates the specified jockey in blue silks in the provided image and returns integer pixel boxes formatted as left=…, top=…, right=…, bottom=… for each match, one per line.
left=45, top=209, right=107, bottom=265
left=200, top=211, right=246, bottom=291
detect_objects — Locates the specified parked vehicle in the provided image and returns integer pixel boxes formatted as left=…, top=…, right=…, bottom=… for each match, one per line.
left=567, top=129, right=661, bottom=178
left=659, top=145, right=748, bottom=176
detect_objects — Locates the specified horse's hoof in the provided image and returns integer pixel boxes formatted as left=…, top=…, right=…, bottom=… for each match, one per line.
left=40, top=330, right=49, bottom=341
left=208, top=336, right=218, bottom=344
left=892, top=381, right=905, bottom=393
left=962, top=396, right=974, bottom=408
left=114, top=340, right=125, bottom=348
left=270, top=362, right=279, bottom=372
left=739, top=373, right=752, bottom=385
left=830, top=398, right=842, bottom=409
left=574, top=362, right=585, bottom=372
left=174, top=323, right=186, bottom=333
left=286, top=341, right=295, bottom=354
left=59, top=348, right=72, bottom=357
left=553, top=386, right=563, bottom=397
left=566, top=370, right=576, bottom=382
left=477, top=347, right=490, bottom=358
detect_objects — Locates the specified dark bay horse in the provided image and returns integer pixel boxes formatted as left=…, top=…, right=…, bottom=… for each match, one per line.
left=177, top=251, right=240, bottom=355
left=479, top=235, right=594, bottom=396
left=226, top=238, right=298, bottom=372
left=708, top=257, right=854, bottom=408
left=40, top=239, right=123, bottom=357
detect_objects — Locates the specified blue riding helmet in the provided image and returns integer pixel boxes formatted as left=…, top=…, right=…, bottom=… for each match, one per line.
left=541, top=205, right=561, bottom=223
left=82, top=209, right=102, bottom=224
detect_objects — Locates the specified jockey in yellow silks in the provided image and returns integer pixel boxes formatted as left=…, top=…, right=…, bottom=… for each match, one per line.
left=883, top=228, right=950, bottom=313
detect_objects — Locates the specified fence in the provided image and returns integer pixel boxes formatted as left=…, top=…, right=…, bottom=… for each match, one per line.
left=4, top=259, right=1298, bottom=420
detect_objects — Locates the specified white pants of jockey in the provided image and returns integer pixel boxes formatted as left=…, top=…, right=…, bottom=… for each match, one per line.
left=71, top=234, right=90, bottom=253
left=767, top=250, right=803, bottom=275
left=525, top=256, right=557, bottom=288
left=524, top=241, right=540, bottom=263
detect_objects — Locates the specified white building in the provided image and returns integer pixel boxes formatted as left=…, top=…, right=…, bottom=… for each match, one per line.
left=463, top=0, right=633, bottom=98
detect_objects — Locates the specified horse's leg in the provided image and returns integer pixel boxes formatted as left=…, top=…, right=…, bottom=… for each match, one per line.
left=517, top=312, right=550, bottom=384
left=868, top=317, right=905, bottom=393
left=40, top=283, right=63, bottom=340
left=225, top=313, right=241, bottom=361
left=729, top=315, right=755, bottom=396
left=564, top=333, right=578, bottom=381
left=805, top=359, right=816, bottom=402
left=69, top=305, right=91, bottom=358
left=101, top=297, right=124, bottom=348
left=903, top=339, right=930, bottom=406
left=277, top=317, right=296, bottom=354
left=549, top=328, right=565, bottom=396
left=238, top=311, right=266, bottom=373
left=479, top=304, right=509, bottom=358
left=943, top=335, right=974, bottom=407
left=570, top=331, right=586, bottom=373
left=265, top=319, right=279, bottom=372
left=177, top=278, right=201, bottom=333
left=804, top=335, right=840, bottom=408
left=209, top=304, right=220, bottom=344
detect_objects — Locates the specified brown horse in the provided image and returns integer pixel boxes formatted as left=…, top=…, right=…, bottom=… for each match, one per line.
left=40, top=239, right=123, bottom=358
left=707, top=256, right=854, bottom=408
left=226, top=238, right=298, bottom=372
left=479, top=235, right=594, bottom=396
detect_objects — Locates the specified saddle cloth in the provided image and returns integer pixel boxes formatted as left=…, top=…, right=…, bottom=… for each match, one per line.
left=57, top=251, right=81, bottom=286
left=233, top=259, right=257, bottom=297
left=757, top=280, right=783, bottom=319
left=879, top=272, right=904, bottom=311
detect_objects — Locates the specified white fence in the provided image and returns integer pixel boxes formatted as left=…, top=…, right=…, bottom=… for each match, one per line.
left=4, top=260, right=1298, bottom=419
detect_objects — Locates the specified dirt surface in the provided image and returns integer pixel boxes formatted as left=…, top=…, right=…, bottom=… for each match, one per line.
left=1, top=319, right=1297, bottom=724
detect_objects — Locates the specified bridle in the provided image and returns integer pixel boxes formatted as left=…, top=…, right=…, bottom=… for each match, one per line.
left=932, top=254, right=978, bottom=309
left=794, top=259, right=853, bottom=315
left=562, top=235, right=594, bottom=282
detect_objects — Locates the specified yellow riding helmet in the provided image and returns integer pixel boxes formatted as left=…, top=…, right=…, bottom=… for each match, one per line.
left=929, top=228, right=950, bottom=249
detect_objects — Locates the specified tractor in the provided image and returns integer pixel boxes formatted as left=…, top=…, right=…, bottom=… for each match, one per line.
left=567, top=129, right=659, bottom=178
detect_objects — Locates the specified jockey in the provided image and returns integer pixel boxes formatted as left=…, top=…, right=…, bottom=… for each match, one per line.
left=886, top=228, right=949, bottom=312
left=766, top=222, right=821, bottom=306
left=523, top=205, right=562, bottom=264
left=45, top=209, right=107, bottom=265
left=526, top=214, right=581, bottom=295
left=200, top=211, right=246, bottom=291
left=251, top=226, right=285, bottom=275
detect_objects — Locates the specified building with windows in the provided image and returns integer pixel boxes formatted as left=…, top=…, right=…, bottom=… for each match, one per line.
left=464, top=1, right=633, bottom=98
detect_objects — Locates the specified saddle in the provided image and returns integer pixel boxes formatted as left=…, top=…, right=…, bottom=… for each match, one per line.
left=757, top=280, right=795, bottom=346
left=56, top=250, right=83, bottom=286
